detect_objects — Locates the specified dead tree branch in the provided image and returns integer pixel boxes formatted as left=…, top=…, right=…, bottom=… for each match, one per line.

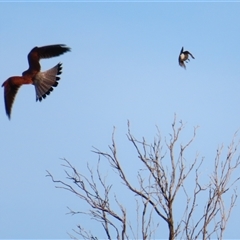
left=47, top=117, right=240, bottom=240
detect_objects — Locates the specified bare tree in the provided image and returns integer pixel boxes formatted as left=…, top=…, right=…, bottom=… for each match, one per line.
left=47, top=116, right=240, bottom=240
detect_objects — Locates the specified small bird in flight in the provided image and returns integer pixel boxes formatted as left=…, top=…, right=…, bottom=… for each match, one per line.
left=178, top=47, right=195, bottom=69
left=2, top=44, right=71, bottom=119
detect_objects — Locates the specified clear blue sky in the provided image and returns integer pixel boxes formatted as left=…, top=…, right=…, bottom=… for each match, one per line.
left=1, top=1, right=240, bottom=239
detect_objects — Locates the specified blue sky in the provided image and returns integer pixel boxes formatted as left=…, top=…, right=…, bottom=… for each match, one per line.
left=1, top=2, right=240, bottom=239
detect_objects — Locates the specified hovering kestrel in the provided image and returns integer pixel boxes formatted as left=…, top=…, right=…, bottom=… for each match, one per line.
left=178, top=47, right=195, bottom=69
left=2, top=44, right=71, bottom=119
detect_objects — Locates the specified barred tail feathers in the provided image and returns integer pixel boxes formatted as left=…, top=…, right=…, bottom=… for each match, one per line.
left=33, top=63, right=62, bottom=101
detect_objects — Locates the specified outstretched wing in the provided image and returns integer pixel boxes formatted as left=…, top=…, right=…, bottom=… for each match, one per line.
left=187, top=51, right=195, bottom=59
left=25, top=44, right=71, bottom=73
left=2, top=77, right=22, bottom=119
left=179, top=60, right=186, bottom=69
left=179, top=46, right=184, bottom=55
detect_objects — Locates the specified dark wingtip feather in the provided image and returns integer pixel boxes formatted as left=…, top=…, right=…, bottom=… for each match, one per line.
left=46, top=87, right=54, bottom=95
left=60, top=44, right=71, bottom=52
left=53, top=82, right=59, bottom=87
left=57, top=62, right=63, bottom=74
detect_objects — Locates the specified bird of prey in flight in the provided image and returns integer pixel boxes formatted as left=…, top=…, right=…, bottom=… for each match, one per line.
left=178, top=47, right=195, bottom=69
left=2, top=44, right=71, bottom=119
